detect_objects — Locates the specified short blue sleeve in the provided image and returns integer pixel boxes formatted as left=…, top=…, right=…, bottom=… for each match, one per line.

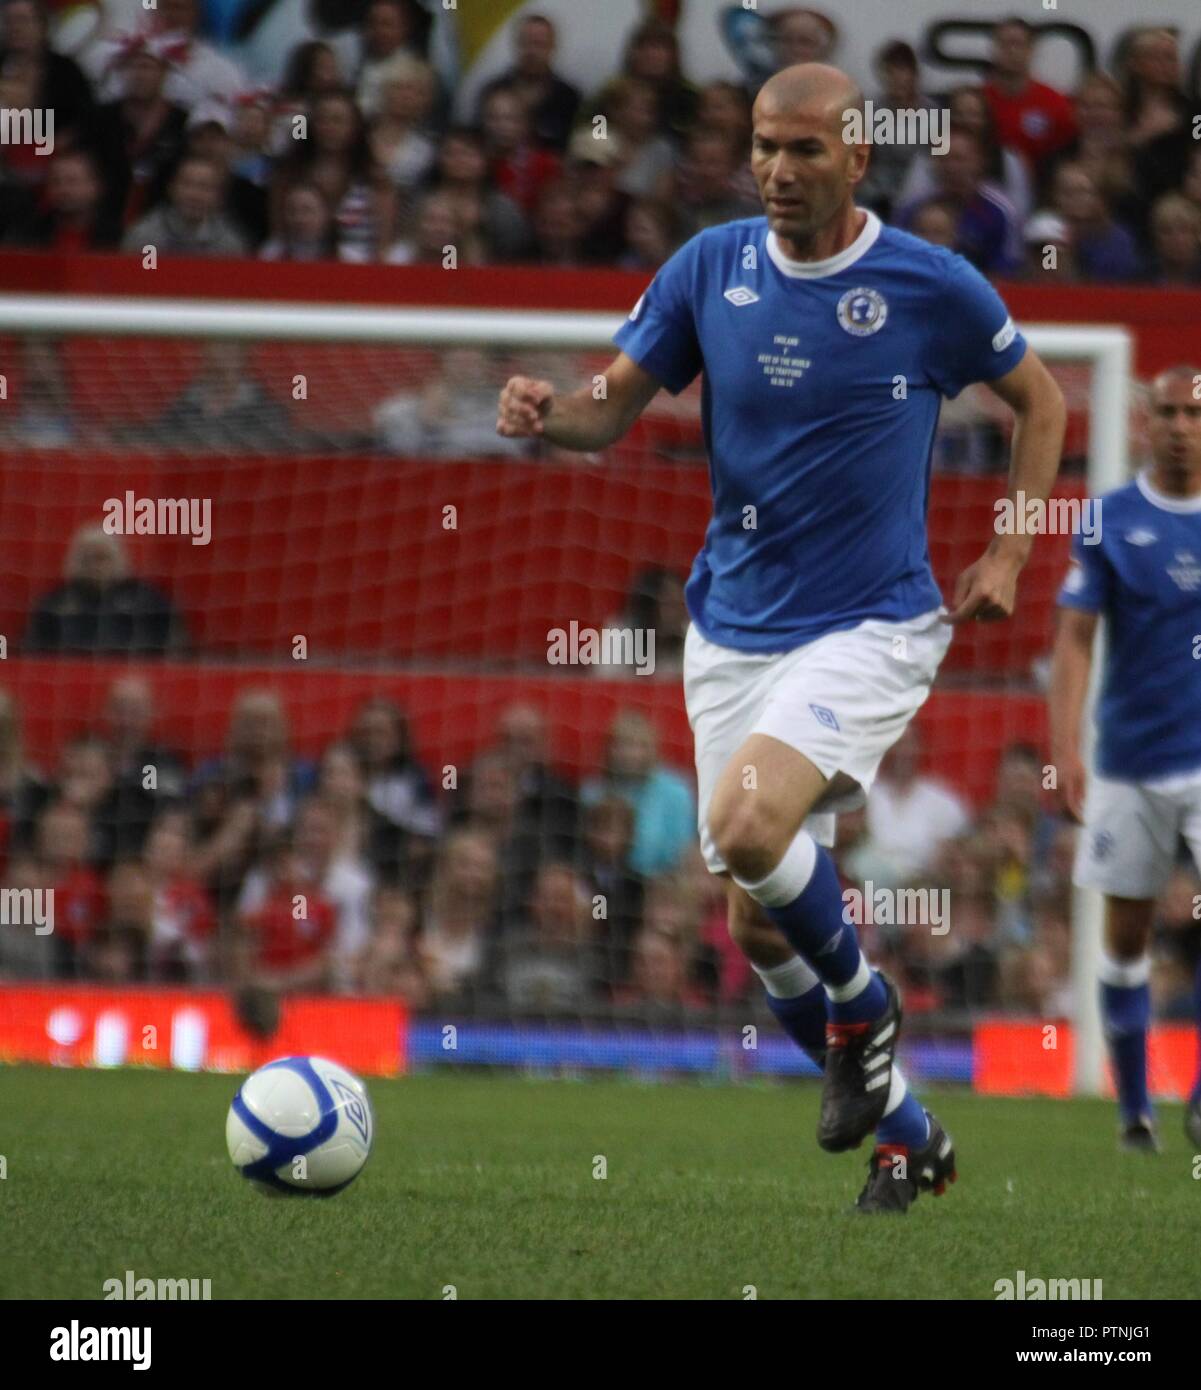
left=926, top=252, right=1027, bottom=399
left=612, top=239, right=703, bottom=395
left=1057, top=529, right=1110, bottom=613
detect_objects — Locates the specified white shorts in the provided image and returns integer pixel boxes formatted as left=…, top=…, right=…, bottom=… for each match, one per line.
left=684, top=607, right=953, bottom=874
left=1073, top=769, right=1201, bottom=898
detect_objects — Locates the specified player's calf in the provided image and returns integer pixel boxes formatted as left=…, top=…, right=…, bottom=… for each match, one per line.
left=721, top=826, right=898, bottom=1148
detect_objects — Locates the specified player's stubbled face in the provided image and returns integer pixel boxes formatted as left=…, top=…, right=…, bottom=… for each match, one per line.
left=1149, top=377, right=1201, bottom=474
left=750, top=102, right=861, bottom=250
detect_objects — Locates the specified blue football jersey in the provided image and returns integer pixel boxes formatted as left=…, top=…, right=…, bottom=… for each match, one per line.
left=1058, top=473, right=1201, bottom=781
left=613, top=210, right=1027, bottom=652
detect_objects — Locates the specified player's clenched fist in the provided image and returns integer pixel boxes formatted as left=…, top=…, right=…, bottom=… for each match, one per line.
left=497, top=376, right=554, bottom=437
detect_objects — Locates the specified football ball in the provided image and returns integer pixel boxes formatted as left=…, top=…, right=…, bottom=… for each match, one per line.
left=226, top=1055, right=373, bottom=1196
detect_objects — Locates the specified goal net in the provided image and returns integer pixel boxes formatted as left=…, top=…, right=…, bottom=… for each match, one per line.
left=0, top=294, right=1146, bottom=1096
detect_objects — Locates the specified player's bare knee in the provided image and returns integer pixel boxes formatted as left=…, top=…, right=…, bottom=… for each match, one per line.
left=727, top=902, right=791, bottom=967
left=709, top=797, right=785, bottom=883
left=1104, top=897, right=1155, bottom=960
left=726, top=895, right=763, bottom=952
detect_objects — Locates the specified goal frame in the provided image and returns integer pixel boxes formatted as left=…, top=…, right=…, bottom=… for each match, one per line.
left=0, top=293, right=1133, bottom=1095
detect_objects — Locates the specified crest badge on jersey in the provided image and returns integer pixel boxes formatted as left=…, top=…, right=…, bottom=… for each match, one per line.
left=837, top=287, right=888, bottom=337
left=1167, top=551, right=1201, bottom=591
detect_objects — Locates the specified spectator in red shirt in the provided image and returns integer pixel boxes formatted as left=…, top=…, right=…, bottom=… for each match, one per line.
left=238, top=836, right=336, bottom=992
left=481, top=83, right=561, bottom=216
left=981, top=16, right=1076, bottom=174
left=35, top=799, right=107, bottom=976
left=10, top=150, right=122, bottom=251
left=143, top=809, right=216, bottom=981
left=91, top=859, right=154, bottom=982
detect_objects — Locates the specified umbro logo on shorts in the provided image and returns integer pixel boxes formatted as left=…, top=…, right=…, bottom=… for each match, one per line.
left=723, top=286, right=760, bottom=306
left=809, top=703, right=840, bottom=731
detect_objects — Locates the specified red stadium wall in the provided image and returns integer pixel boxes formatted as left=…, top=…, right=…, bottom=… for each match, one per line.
left=0, top=983, right=406, bottom=1075
left=0, top=451, right=1078, bottom=677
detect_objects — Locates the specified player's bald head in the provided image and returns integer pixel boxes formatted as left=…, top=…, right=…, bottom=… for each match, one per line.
left=1145, top=363, right=1201, bottom=477
left=754, top=63, right=865, bottom=137
left=1150, top=364, right=1201, bottom=403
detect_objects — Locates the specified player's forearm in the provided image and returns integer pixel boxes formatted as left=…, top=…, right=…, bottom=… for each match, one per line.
left=541, top=385, right=632, bottom=452
left=989, top=389, right=1068, bottom=567
left=1047, top=633, right=1092, bottom=759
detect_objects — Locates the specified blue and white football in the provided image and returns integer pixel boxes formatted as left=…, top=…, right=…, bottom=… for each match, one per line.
left=226, top=1056, right=373, bottom=1196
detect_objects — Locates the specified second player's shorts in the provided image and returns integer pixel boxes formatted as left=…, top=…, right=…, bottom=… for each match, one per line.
left=684, top=606, right=953, bottom=874
left=1073, top=768, right=1201, bottom=898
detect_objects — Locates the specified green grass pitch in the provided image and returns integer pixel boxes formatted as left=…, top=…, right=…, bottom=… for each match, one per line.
left=2, top=1065, right=1197, bottom=1300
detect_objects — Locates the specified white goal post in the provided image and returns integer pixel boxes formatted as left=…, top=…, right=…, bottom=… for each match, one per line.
left=0, top=294, right=1133, bottom=1095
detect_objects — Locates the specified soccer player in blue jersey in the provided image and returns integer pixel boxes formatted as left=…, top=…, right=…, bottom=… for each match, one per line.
left=1050, top=364, right=1201, bottom=1153
left=498, top=65, right=1066, bottom=1210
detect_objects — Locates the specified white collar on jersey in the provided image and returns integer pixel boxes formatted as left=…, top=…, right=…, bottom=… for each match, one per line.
left=765, top=208, right=882, bottom=279
left=1136, top=469, right=1201, bottom=513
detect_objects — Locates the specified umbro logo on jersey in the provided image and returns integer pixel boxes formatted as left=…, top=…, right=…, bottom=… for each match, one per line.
left=723, top=286, right=760, bottom=306
left=1124, top=528, right=1157, bottom=546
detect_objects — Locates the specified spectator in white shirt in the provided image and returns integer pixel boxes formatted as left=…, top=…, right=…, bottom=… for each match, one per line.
left=865, top=724, right=971, bottom=883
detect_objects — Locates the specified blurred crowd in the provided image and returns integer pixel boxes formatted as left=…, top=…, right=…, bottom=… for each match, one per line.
left=2, top=667, right=1197, bottom=1027
left=2, top=1, right=1200, bottom=283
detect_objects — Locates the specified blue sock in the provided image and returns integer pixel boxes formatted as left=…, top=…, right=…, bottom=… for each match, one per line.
left=875, top=1085, right=930, bottom=1149
left=1191, top=954, right=1201, bottom=1107
left=739, top=837, right=887, bottom=1025
left=1100, top=976, right=1151, bottom=1124
left=755, top=955, right=925, bottom=1147
left=764, top=983, right=828, bottom=1068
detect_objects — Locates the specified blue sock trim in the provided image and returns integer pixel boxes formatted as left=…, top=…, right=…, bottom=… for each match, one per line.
left=875, top=1091, right=929, bottom=1149
left=764, top=982, right=827, bottom=1066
